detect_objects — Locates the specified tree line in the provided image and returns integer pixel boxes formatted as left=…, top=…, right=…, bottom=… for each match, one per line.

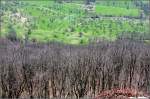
left=0, top=38, right=150, bottom=98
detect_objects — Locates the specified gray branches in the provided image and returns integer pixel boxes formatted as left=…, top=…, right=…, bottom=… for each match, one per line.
left=0, top=38, right=150, bottom=98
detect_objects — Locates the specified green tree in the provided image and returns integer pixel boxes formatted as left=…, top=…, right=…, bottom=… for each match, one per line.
left=85, top=0, right=96, bottom=5
left=55, top=0, right=63, bottom=3
left=7, top=24, right=17, bottom=41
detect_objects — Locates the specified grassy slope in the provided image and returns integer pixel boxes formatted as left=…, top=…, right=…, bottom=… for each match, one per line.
left=96, top=6, right=140, bottom=17
left=1, top=1, right=149, bottom=44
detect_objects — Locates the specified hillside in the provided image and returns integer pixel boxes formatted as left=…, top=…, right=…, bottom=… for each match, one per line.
left=1, top=0, right=150, bottom=44
left=0, top=0, right=150, bottom=99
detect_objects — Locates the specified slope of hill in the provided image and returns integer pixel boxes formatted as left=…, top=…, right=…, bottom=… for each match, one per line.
left=0, top=0, right=149, bottom=44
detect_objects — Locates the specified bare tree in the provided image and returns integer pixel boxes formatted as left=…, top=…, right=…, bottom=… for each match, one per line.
left=0, top=37, right=150, bottom=98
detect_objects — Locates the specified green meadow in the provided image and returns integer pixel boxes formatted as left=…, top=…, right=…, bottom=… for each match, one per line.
left=1, top=0, right=149, bottom=44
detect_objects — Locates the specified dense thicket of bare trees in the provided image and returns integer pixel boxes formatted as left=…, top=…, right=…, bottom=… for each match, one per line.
left=0, top=38, right=150, bottom=98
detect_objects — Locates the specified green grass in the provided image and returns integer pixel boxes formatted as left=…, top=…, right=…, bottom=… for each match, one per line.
left=1, top=0, right=149, bottom=44
left=96, top=5, right=140, bottom=17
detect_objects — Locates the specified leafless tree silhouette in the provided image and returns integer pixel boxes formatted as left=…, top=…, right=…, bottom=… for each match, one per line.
left=0, top=37, right=150, bottom=98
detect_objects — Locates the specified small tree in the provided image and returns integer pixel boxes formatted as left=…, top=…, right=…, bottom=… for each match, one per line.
left=55, top=0, right=63, bottom=3
left=85, top=0, right=96, bottom=5
left=7, top=24, right=17, bottom=41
